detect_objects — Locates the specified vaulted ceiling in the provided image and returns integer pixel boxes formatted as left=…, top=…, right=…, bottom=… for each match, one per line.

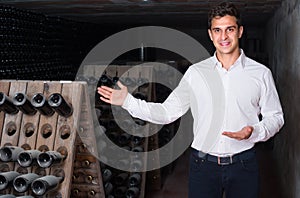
left=0, top=0, right=283, bottom=27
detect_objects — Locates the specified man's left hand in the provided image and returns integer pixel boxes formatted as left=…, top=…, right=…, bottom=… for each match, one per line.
left=222, top=126, right=254, bottom=140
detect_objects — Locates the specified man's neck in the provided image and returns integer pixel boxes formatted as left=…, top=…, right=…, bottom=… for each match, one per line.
left=216, top=49, right=241, bottom=70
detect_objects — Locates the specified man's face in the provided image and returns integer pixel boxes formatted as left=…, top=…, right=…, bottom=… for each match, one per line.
left=208, top=15, right=243, bottom=56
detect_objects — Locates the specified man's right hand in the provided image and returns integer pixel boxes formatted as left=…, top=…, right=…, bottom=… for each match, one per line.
left=97, top=81, right=128, bottom=106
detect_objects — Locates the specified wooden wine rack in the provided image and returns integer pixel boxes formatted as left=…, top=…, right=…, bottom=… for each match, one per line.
left=79, top=64, right=159, bottom=198
left=0, top=80, right=104, bottom=197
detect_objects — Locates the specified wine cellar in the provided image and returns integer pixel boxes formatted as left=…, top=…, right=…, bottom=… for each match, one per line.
left=1, top=0, right=298, bottom=197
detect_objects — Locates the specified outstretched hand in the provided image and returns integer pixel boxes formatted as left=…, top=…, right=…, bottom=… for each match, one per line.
left=222, top=126, right=254, bottom=140
left=97, top=81, right=128, bottom=106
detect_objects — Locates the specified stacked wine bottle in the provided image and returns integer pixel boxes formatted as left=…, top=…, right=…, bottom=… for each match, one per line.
left=0, top=92, right=73, bottom=118
left=0, top=80, right=105, bottom=197
left=94, top=71, right=151, bottom=198
left=0, top=4, right=103, bottom=81
left=0, top=91, right=72, bottom=196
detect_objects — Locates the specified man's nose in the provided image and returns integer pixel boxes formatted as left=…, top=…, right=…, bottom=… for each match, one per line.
left=221, top=31, right=228, bottom=40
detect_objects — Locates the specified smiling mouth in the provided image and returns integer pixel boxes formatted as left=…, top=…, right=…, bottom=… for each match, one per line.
left=220, top=42, right=230, bottom=47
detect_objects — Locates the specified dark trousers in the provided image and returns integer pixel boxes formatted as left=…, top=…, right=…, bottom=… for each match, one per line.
left=188, top=148, right=259, bottom=198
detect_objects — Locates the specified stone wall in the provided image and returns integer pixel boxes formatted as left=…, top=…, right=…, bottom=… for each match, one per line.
left=265, top=0, right=300, bottom=197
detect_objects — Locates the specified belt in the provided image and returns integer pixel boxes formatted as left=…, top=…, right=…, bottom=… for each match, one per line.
left=191, top=147, right=256, bottom=166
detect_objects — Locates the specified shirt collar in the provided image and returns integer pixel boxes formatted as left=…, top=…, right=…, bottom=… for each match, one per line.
left=212, top=49, right=246, bottom=70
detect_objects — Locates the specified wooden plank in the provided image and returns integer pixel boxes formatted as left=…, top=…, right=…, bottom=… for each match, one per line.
left=0, top=81, right=12, bottom=195
left=18, top=81, right=44, bottom=149
left=1, top=81, right=27, bottom=147
left=73, top=82, right=105, bottom=198
left=12, top=81, right=45, bottom=188
left=0, top=81, right=11, bottom=146
left=49, top=82, right=83, bottom=197
left=35, top=82, right=62, bottom=151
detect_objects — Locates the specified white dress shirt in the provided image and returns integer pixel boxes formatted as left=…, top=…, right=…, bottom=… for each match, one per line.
left=122, top=50, right=284, bottom=156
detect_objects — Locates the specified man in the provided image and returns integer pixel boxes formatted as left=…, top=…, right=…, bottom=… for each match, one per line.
left=98, top=2, right=284, bottom=198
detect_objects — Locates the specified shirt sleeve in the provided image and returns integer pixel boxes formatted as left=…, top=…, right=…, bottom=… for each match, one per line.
left=121, top=69, right=192, bottom=125
left=247, top=69, right=284, bottom=143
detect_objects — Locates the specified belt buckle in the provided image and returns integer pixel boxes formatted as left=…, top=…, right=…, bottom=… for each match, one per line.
left=217, top=156, right=233, bottom=165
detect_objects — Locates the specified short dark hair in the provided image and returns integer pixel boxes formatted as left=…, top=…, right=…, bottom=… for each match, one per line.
left=208, top=2, right=242, bottom=29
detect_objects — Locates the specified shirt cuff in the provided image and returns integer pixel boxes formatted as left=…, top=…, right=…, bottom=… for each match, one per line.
left=122, top=93, right=134, bottom=110
left=247, top=124, right=262, bottom=143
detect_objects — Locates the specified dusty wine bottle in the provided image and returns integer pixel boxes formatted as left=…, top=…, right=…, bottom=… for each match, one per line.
left=0, top=146, right=24, bottom=162
left=128, top=173, right=141, bottom=187
left=104, top=182, right=113, bottom=196
left=102, top=169, right=113, bottom=183
left=126, top=187, right=140, bottom=198
left=118, top=133, right=131, bottom=146
left=31, top=175, right=63, bottom=196
left=130, top=159, right=143, bottom=171
left=114, top=186, right=127, bottom=198
left=133, top=92, right=147, bottom=101
left=37, top=151, right=65, bottom=168
left=12, top=93, right=37, bottom=115
left=13, top=173, right=40, bottom=193
left=114, top=172, right=129, bottom=186
left=131, top=146, right=144, bottom=152
left=48, top=93, right=73, bottom=117
left=98, top=74, right=113, bottom=88
left=31, top=93, right=55, bottom=116
left=17, top=150, right=41, bottom=167
left=131, top=136, right=145, bottom=146
left=0, top=92, right=18, bottom=114
left=0, top=171, right=20, bottom=190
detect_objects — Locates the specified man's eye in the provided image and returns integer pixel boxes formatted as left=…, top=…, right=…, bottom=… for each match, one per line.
left=214, top=29, right=220, bottom=33
left=227, top=28, right=234, bottom=32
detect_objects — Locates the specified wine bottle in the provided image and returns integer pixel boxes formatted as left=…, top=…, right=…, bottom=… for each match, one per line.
left=128, top=173, right=141, bottom=187
left=17, top=150, right=41, bottom=167
left=117, top=159, right=130, bottom=170
left=114, top=172, right=129, bottom=186
left=13, top=93, right=37, bottom=115
left=114, top=186, right=127, bottom=198
left=0, top=171, right=20, bottom=190
left=122, top=77, right=135, bottom=87
left=37, top=151, right=65, bottom=168
left=133, top=92, right=147, bottom=101
left=126, top=187, right=140, bottom=198
left=48, top=93, right=73, bottom=117
left=31, top=175, right=63, bottom=196
left=0, top=146, right=24, bottom=162
left=131, top=146, right=144, bottom=153
left=98, top=74, right=113, bottom=88
left=118, top=133, right=131, bottom=146
left=0, top=92, right=19, bottom=114
left=131, top=136, right=145, bottom=146
left=13, top=173, right=40, bottom=193
left=104, top=182, right=113, bottom=196
left=102, top=169, right=113, bottom=183
left=31, top=93, right=55, bottom=116
left=130, top=159, right=143, bottom=171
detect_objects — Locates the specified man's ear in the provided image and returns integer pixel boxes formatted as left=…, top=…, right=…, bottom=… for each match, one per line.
left=238, top=26, right=244, bottom=38
left=208, top=29, right=213, bottom=41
